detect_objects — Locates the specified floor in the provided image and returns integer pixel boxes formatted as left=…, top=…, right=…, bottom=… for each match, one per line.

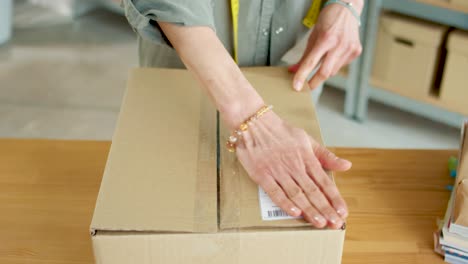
left=0, top=4, right=461, bottom=149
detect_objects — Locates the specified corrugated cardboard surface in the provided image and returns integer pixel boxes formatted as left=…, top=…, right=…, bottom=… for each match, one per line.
left=372, top=13, right=447, bottom=97
left=220, top=67, right=327, bottom=229
left=93, top=229, right=344, bottom=264
left=454, top=122, right=468, bottom=226
left=380, top=12, right=446, bottom=46
left=440, top=30, right=468, bottom=109
left=91, top=68, right=218, bottom=233
left=448, top=30, right=468, bottom=54
left=91, top=67, right=345, bottom=264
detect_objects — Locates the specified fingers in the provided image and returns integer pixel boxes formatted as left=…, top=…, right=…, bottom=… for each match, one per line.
left=311, top=138, right=352, bottom=171
left=292, top=172, right=343, bottom=229
left=275, top=173, right=328, bottom=228
left=331, top=49, right=349, bottom=76
left=305, top=156, right=349, bottom=220
left=260, top=176, right=302, bottom=217
left=288, top=63, right=300, bottom=73
left=347, top=42, right=363, bottom=65
left=292, top=37, right=332, bottom=91
left=333, top=42, right=363, bottom=76
left=307, top=49, right=339, bottom=90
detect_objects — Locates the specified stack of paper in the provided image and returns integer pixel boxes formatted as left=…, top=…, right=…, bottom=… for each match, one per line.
left=436, top=121, right=468, bottom=264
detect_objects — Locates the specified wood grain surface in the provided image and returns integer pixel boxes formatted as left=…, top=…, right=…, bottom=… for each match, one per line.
left=0, top=139, right=455, bottom=264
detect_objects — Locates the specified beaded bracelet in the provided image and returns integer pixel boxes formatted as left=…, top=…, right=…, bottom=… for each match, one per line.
left=226, top=105, right=273, bottom=152
left=323, top=0, right=361, bottom=27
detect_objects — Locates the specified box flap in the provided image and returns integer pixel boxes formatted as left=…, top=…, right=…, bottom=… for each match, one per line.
left=91, top=68, right=217, bottom=234
left=448, top=30, right=468, bottom=55
left=454, top=121, right=468, bottom=226
left=92, top=229, right=345, bottom=264
left=380, top=12, right=446, bottom=47
left=220, top=67, right=331, bottom=229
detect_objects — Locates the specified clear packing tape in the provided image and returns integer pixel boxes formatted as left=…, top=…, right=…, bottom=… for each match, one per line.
left=216, top=68, right=345, bottom=264
left=193, top=94, right=218, bottom=233
left=219, top=120, right=311, bottom=229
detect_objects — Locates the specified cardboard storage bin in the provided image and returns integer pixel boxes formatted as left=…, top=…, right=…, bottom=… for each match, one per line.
left=372, top=13, right=447, bottom=97
left=451, top=0, right=468, bottom=8
left=90, top=67, right=345, bottom=264
left=440, top=30, right=468, bottom=111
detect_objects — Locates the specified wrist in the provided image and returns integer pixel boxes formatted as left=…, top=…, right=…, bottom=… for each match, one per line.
left=226, top=106, right=281, bottom=152
left=220, top=93, right=265, bottom=130
left=344, top=0, right=364, bottom=15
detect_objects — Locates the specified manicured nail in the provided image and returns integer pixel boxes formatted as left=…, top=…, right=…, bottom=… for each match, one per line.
left=314, top=215, right=325, bottom=224
left=329, top=216, right=338, bottom=224
left=337, top=208, right=347, bottom=217
left=290, top=207, right=300, bottom=215
left=293, top=81, right=302, bottom=91
left=341, top=159, right=353, bottom=167
left=288, top=64, right=299, bottom=73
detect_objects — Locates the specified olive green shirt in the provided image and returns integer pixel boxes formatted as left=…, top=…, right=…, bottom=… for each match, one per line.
left=122, top=0, right=314, bottom=68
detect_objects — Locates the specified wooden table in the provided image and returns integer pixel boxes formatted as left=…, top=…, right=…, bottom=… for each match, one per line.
left=0, top=139, right=455, bottom=264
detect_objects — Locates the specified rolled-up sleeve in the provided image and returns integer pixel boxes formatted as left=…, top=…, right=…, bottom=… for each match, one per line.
left=122, top=0, right=215, bottom=46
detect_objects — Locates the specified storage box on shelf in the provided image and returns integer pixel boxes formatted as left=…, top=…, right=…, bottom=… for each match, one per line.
left=450, top=0, right=468, bottom=9
left=440, top=30, right=468, bottom=113
left=372, top=12, right=448, bottom=98
left=414, top=0, right=468, bottom=13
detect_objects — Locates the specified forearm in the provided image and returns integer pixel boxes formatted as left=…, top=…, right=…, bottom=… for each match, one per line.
left=158, top=22, right=264, bottom=130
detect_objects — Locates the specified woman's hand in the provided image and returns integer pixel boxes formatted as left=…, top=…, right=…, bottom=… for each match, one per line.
left=157, top=23, right=351, bottom=228
left=236, top=111, right=352, bottom=229
left=290, top=0, right=363, bottom=91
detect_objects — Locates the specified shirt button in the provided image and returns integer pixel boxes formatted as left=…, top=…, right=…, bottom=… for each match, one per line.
left=262, top=29, right=269, bottom=36
left=275, top=27, right=284, bottom=34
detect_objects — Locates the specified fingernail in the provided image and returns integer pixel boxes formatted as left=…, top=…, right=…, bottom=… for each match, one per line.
left=330, top=217, right=344, bottom=228
left=288, top=64, right=299, bottom=73
left=290, top=207, right=300, bottom=215
left=314, top=215, right=325, bottom=224
left=293, top=81, right=302, bottom=91
left=341, top=159, right=352, bottom=167
left=337, top=208, right=347, bottom=217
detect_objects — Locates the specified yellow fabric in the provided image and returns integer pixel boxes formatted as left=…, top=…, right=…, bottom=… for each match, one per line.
left=230, top=0, right=240, bottom=63
left=302, top=0, right=323, bottom=28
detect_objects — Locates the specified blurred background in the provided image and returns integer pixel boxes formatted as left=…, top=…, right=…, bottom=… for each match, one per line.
left=0, top=0, right=466, bottom=148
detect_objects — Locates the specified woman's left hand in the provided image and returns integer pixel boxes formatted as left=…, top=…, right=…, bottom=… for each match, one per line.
left=290, top=0, right=364, bottom=91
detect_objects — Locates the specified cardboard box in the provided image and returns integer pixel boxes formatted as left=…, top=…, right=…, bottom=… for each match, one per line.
left=440, top=30, right=468, bottom=111
left=451, top=0, right=468, bottom=8
left=90, top=67, right=345, bottom=264
left=372, top=13, right=447, bottom=96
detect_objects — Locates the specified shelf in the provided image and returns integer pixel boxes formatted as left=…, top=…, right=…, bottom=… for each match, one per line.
left=368, top=85, right=464, bottom=127
left=370, top=77, right=468, bottom=117
left=382, top=0, right=468, bottom=30
left=415, top=0, right=468, bottom=14
left=325, top=71, right=348, bottom=90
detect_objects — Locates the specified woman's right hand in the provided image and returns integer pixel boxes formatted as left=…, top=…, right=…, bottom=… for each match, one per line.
left=236, top=111, right=351, bottom=229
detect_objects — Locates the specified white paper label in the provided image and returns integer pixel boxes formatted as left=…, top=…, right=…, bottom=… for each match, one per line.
left=258, top=187, right=303, bottom=221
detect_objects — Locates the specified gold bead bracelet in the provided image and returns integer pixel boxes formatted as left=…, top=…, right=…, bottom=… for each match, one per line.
left=226, top=105, right=273, bottom=152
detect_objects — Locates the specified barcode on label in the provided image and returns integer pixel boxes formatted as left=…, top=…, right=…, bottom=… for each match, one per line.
left=258, top=187, right=302, bottom=221
left=267, top=209, right=289, bottom=218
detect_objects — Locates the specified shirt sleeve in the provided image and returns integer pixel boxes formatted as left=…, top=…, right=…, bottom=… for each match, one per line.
left=122, top=0, right=216, bottom=46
